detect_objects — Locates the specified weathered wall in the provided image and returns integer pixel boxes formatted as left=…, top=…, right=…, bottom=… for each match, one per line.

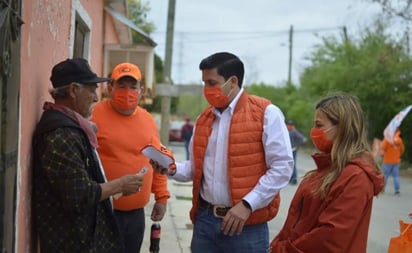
left=18, top=0, right=112, bottom=252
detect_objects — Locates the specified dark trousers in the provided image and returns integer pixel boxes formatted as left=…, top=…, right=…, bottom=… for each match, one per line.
left=114, top=208, right=145, bottom=253
left=290, top=150, right=298, bottom=184
left=184, top=139, right=190, bottom=160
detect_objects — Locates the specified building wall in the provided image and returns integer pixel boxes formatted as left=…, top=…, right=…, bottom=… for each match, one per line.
left=104, top=12, right=120, bottom=44
left=18, top=0, right=119, bottom=252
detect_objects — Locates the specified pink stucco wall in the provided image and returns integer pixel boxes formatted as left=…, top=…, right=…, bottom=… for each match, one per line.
left=18, top=0, right=119, bottom=252
left=104, top=12, right=121, bottom=44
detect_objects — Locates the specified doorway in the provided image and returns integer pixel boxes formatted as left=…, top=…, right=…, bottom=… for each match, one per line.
left=0, top=0, right=22, bottom=252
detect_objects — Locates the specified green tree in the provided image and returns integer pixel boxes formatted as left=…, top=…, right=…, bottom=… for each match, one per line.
left=245, top=83, right=314, bottom=138
left=300, top=21, right=412, bottom=162
left=127, top=0, right=156, bottom=43
left=126, top=1, right=179, bottom=113
left=369, top=0, right=412, bottom=21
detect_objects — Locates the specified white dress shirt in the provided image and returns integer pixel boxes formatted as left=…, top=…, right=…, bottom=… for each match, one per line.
left=173, top=88, right=293, bottom=211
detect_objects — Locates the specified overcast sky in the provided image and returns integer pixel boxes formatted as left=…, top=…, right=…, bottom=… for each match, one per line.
left=146, top=0, right=382, bottom=86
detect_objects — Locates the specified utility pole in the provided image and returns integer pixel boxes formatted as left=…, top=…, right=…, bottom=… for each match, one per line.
left=160, top=0, right=176, bottom=145
left=287, top=25, right=293, bottom=86
left=342, top=26, right=348, bottom=44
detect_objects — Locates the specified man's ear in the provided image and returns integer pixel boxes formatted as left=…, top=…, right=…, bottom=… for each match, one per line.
left=230, top=76, right=238, bottom=88
left=107, top=81, right=114, bottom=93
left=68, top=83, right=79, bottom=98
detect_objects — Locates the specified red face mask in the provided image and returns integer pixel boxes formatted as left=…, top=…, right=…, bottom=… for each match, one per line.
left=111, top=89, right=139, bottom=111
left=203, top=78, right=233, bottom=108
left=310, top=127, right=334, bottom=153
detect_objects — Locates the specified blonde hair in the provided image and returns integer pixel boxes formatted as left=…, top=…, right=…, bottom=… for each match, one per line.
left=307, top=94, right=382, bottom=198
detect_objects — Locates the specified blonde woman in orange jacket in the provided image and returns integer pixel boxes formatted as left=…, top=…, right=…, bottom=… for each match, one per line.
left=270, top=94, right=384, bottom=253
left=380, top=129, right=404, bottom=196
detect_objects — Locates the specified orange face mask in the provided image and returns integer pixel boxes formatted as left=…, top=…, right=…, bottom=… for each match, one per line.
left=310, top=127, right=334, bottom=153
left=203, top=78, right=232, bottom=108
left=111, top=89, right=139, bottom=111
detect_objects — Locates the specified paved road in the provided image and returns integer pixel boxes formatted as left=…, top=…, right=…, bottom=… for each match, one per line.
left=142, top=144, right=412, bottom=253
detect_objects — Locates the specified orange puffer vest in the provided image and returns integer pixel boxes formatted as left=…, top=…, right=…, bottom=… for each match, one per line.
left=190, top=92, right=280, bottom=225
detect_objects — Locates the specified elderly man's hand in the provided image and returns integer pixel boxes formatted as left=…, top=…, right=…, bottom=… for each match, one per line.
left=119, top=174, right=143, bottom=195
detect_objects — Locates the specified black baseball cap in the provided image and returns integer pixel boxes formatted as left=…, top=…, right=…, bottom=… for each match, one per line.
left=50, top=58, right=111, bottom=88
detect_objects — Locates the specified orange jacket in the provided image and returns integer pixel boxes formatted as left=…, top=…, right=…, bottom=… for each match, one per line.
left=380, top=131, right=404, bottom=164
left=270, top=152, right=384, bottom=253
left=91, top=100, right=170, bottom=210
left=191, top=92, right=280, bottom=225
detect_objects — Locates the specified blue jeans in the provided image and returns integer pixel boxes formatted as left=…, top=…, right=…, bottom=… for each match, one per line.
left=290, top=150, right=297, bottom=184
left=191, top=207, right=269, bottom=253
left=382, top=163, right=400, bottom=192
left=184, top=139, right=190, bottom=160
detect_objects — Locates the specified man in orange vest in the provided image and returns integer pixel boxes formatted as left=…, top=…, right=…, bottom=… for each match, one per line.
left=152, top=52, right=293, bottom=253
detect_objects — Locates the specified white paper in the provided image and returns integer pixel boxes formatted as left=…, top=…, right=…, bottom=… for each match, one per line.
left=141, top=146, right=175, bottom=169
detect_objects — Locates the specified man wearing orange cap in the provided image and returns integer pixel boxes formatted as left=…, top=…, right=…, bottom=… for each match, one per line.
left=91, top=62, right=170, bottom=253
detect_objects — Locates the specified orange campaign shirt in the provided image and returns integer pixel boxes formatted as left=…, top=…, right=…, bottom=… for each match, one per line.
left=91, top=100, right=170, bottom=210
left=380, top=131, right=404, bottom=164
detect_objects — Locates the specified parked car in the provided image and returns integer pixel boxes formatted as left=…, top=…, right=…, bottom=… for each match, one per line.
left=169, top=121, right=184, bottom=142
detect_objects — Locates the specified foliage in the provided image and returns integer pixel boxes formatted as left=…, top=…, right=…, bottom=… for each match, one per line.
left=370, top=0, right=412, bottom=21
left=125, top=3, right=174, bottom=113
left=299, top=20, right=412, bottom=162
left=245, top=83, right=314, bottom=138
left=127, top=0, right=156, bottom=43
left=175, top=94, right=208, bottom=120
left=154, top=54, right=164, bottom=83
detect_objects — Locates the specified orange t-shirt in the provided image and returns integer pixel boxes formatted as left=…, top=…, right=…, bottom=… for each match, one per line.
left=380, top=132, right=404, bottom=164
left=91, top=100, right=170, bottom=210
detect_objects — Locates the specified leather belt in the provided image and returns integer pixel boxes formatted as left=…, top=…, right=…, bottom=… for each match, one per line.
left=199, top=197, right=231, bottom=218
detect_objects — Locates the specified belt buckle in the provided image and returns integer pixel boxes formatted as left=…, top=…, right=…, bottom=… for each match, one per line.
left=213, top=205, right=228, bottom=218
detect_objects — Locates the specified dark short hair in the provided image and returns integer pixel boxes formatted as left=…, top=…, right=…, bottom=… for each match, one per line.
left=199, top=52, right=244, bottom=88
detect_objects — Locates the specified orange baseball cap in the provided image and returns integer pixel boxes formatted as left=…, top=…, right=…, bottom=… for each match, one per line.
left=111, top=62, right=142, bottom=81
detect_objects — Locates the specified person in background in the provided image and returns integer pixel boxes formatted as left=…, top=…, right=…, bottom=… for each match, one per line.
left=286, top=119, right=306, bottom=185
left=91, top=62, right=170, bottom=253
left=380, top=129, right=404, bottom=196
left=152, top=52, right=293, bottom=253
left=181, top=117, right=194, bottom=160
left=32, top=58, right=143, bottom=252
left=270, top=94, right=384, bottom=253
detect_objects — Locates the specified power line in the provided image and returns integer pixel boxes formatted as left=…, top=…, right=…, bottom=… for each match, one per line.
left=149, top=26, right=343, bottom=44
left=150, top=26, right=342, bottom=35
